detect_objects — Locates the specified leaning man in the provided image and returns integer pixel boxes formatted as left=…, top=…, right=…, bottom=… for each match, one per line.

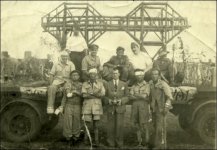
left=129, top=69, right=151, bottom=148
left=81, top=68, right=105, bottom=147
left=47, top=51, right=75, bottom=115
left=149, top=68, right=173, bottom=149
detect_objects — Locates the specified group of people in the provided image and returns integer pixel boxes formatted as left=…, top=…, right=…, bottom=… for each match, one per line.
left=46, top=42, right=175, bottom=149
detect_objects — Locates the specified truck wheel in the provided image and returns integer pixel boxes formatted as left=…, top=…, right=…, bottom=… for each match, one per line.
left=194, top=108, right=216, bottom=145
left=178, top=113, right=196, bottom=135
left=41, top=114, right=59, bottom=133
left=1, top=104, right=41, bottom=142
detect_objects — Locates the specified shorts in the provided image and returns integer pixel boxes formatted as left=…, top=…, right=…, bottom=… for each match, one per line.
left=82, top=114, right=100, bottom=122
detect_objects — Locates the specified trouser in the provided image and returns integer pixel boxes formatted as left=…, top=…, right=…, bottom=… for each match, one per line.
left=47, top=83, right=64, bottom=114
left=106, top=112, right=124, bottom=148
left=136, top=123, right=150, bottom=145
left=84, top=120, right=100, bottom=145
left=63, top=104, right=81, bottom=139
left=152, top=109, right=166, bottom=148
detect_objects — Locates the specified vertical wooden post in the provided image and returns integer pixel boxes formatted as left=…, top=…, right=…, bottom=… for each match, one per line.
left=85, top=7, right=89, bottom=46
left=140, top=4, right=144, bottom=51
left=61, top=3, right=67, bottom=50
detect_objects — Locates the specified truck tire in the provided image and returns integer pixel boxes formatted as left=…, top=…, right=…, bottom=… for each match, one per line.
left=41, top=114, right=59, bottom=133
left=178, top=113, right=196, bottom=135
left=1, top=104, right=41, bottom=142
left=194, top=107, right=216, bottom=145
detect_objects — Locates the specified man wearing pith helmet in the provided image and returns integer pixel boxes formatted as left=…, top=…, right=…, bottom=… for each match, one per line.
left=153, top=49, right=177, bottom=85
left=129, top=69, right=151, bottom=148
left=47, top=50, right=75, bottom=115
left=81, top=44, right=101, bottom=81
left=81, top=68, right=105, bottom=147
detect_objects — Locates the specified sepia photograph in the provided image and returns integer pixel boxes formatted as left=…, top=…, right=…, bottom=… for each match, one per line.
left=1, top=1, right=216, bottom=149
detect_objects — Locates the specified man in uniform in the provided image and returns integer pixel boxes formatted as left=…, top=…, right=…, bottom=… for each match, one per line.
left=103, top=46, right=133, bottom=81
left=58, top=70, right=82, bottom=143
left=81, top=68, right=105, bottom=147
left=149, top=68, right=173, bottom=149
left=47, top=50, right=75, bottom=115
left=153, top=50, right=177, bottom=85
left=129, top=69, right=151, bottom=148
left=103, top=67, right=129, bottom=148
left=81, top=44, right=101, bottom=81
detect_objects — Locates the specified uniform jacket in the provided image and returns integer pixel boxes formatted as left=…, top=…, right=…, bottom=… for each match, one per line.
left=104, top=80, right=129, bottom=113
left=153, top=57, right=176, bottom=82
left=149, top=79, right=173, bottom=113
left=104, top=55, right=130, bottom=68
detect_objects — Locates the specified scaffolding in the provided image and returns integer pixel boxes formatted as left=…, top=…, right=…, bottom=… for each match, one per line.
left=41, top=2, right=190, bottom=59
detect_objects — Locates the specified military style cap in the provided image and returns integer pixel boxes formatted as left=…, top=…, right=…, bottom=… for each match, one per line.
left=159, top=50, right=169, bottom=56
left=88, top=44, right=99, bottom=51
left=116, top=46, right=125, bottom=52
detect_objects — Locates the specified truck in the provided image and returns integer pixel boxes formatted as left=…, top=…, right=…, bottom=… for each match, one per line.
left=0, top=72, right=215, bottom=145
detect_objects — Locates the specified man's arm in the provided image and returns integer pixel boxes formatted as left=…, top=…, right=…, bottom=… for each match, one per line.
left=134, top=84, right=150, bottom=100
left=162, top=81, right=173, bottom=111
left=103, top=56, right=115, bottom=68
left=81, top=83, right=97, bottom=99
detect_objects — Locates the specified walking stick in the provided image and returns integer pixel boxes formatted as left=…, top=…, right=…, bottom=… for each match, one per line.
left=82, top=114, right=93, bottom=150
left=163, top=113, right=167, bottom=149
left=161, top=113, right=167, bottom=149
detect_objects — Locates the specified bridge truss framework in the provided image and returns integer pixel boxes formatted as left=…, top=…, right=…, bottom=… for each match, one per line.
left=41, top=2, right=190, bottom=59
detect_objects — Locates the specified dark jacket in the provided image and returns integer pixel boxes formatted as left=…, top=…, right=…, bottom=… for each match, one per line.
left=104, top=80, right=129, bottom=113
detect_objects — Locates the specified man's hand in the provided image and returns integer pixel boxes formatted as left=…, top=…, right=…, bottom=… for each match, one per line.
left=108, top=99, right=113, bottom=105
left=163, top=100, right=173, bottom=115
left=67, top=92, right=73, bottom=98
left=116, top=99, right=122, bottom=106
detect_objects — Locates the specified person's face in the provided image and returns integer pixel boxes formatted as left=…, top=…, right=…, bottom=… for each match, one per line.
left=151, top=70, right=160, bottom=82
left=112, top=70, right=120, bottom=80
left=70, top=73, right=80, bottom=81
left=89, top=72, right=97, bottom=81
left=90, top=49, right=98, bottom=57
left=131, top=46, right=139, bottom=55
left=136, top=75, right=144, bottom=82
left=116, top=50, right=124, bottom=57
left=61, top=55, right=68, bottom=63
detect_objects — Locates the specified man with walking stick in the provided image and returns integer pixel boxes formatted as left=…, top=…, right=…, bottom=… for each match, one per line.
left=149, top=68, right=173, bottom=149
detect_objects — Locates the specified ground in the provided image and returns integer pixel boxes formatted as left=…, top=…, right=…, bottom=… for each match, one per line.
left=0, top=106, right=215, bottom=150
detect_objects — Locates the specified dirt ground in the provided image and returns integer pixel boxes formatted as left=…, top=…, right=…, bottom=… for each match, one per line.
left=0, top=106, right=215, bottom=150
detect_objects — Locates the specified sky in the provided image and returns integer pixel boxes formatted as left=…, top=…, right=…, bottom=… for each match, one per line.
left=1, top=1, right=216, bottom=63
